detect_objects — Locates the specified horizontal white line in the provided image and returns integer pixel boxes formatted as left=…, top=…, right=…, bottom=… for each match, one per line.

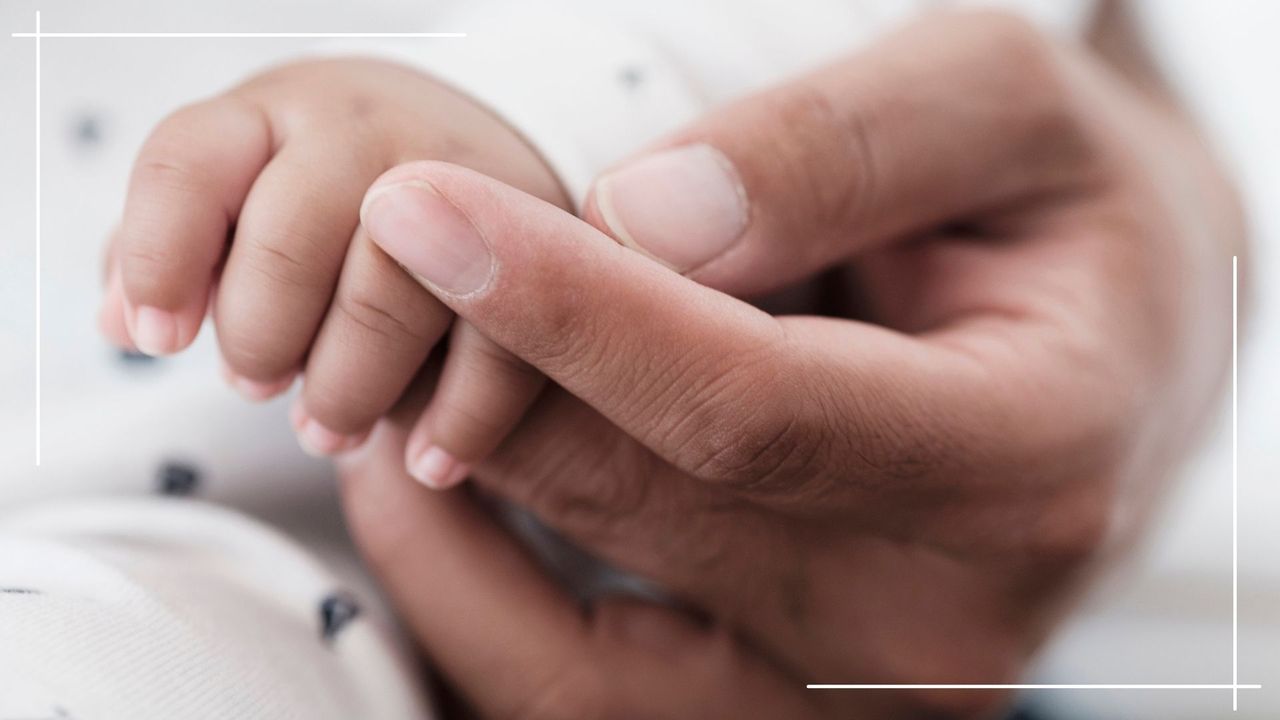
left=11, top=32, right=465, bottom=38
left=807, top=684, right=1263, bottom=690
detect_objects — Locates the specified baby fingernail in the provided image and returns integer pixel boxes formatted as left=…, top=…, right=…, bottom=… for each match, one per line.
left=362, top=181, right=493, bottom=296
left=219, top=362, right=295, bottom=402
left=593, top=144, right=748, bottom=273
left=408, top=445, right=470, bottom=490
left=98, top=275, right=136, bottom=350
left=291, top=403, right=365, bottom=457
left=131, top=305, right=178, bottom=356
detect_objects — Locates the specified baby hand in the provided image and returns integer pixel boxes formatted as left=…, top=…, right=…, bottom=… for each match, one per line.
left=99, top=58, right=567, bottom=486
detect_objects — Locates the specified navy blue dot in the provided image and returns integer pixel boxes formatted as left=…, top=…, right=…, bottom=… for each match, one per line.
left=320, top=592, right=360, bottom=643
left=71, top=110, right=105, bottom=148
left=618, top=65, right=645, bottom=90
left=157, top=462, right=200, bottom=496
left=118, top=349, right=156, bottom=365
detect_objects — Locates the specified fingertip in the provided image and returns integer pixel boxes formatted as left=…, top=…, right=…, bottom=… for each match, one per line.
left=98, top=271, right=136, bottom=350
left=579, top=185, right=609, bottom=237
left=403, top=405, right=478, bottom=491
left=129, top=305, right=179, bottom=356
left=124, top=302, right=202, bottom=357
left=219, top=359, right=295, bottom=402
left=406, top=444, right=471, bottom=490
left=290, top=398, right=369, bottom=457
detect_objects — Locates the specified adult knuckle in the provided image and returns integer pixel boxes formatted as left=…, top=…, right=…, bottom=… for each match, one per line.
left=524, top=444, right=654, bottom=543
left=684, top=378, right=822, bottom=494
left=1015, top=394, right=1129, bottom=564
left=969, top=10, right=1092, bottom=168
left=877, top=633, right=1019, bottom=718
left=759, top=81, right=876, bottom=231
left=1025, top=473, right=1117, bottom=568
left=519, top=307, right=581, bottom=367
left=522, top=306, right=614, bottom=388
left=839, top=370, right=958, bottom=487
left=1036, top=506, right=1112, bottom=568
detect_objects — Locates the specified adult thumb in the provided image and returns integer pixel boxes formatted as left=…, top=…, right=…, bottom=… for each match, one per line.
left=583, top=11, right=1091, bottom=296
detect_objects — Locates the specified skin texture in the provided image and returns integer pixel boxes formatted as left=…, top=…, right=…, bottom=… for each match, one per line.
left=99, top=57, right=569, bottom=471
left=338, top=9, right=1245, bottom=720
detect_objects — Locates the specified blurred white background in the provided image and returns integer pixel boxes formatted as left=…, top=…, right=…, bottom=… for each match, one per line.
left=0, top=1, right=1275, bottom=717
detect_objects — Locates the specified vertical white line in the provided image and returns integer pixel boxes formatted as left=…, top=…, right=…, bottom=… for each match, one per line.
left=1232, top=255, right=1238, bottom=712
left=34, top=10, right=41, bottom=469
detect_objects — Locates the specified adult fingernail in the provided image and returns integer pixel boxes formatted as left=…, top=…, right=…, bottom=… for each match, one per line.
left=593, top=143, right=748, bottom=273
left=362, top=181, right=493, bottom=296
left=131, top=305, right=178, bottom=356
left=408, top=445, right=470, bottom=490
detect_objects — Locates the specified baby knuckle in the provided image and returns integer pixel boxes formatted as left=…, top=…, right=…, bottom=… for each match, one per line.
left=333, top=290, right=426, bottom=346
left=217, top=324, right=293, bottom=378
left=144, top=103, right=207, bottom=149
left=464, top=334, right=541, bottom=384
left=240, top=240, right=320, bottom=291
left=137, top=97, right=266, bottom=190
left=302, top=381, right=369, bottom=431
left=433, top=397, right=508, bottom=440
left=119, top=242, right=185, bottom=280
left=132, top=154, right=210, bottom=197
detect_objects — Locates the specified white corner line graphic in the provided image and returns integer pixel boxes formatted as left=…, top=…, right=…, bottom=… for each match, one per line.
left=807, top=684, right=1262, bottom=691
left=33, top=9, right=42, bottom=469
left=12, top=31, right=466, bottom=38
left=1232, top=254, right=1239, bottom=711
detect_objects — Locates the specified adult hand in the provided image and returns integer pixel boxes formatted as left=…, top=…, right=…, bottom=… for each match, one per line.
left=342, top=10, right=1243, bottom=718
